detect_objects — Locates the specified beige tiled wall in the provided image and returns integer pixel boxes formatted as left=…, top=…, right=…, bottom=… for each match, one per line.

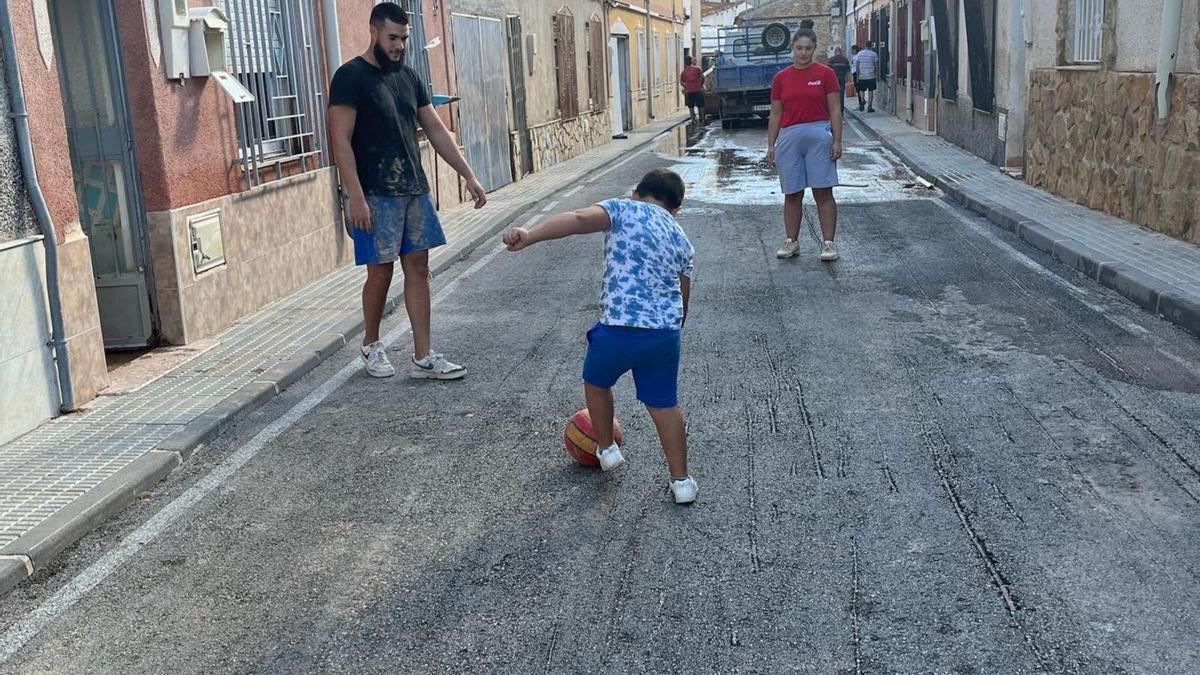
left=147, top=168, right=349, bottom=344
left=56, top=229, right=108, bottom=405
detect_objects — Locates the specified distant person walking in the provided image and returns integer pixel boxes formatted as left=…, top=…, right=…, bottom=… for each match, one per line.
left=852, top=43, right=879, bottom=112
left=849, top=45, right=865, bottom=111
left=680, top=56, right=706, bottom=125
left=766, top=28, right=843, bottom=262
left=828, top=47, right=851, bottom=116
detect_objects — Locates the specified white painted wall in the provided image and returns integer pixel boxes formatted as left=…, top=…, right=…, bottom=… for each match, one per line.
left=1025, top=0, right=1199, bottom=73
left=1114, top=0, right=1200, bottom=73
left=1026, top=0, right=1058, bottom=69
left=0, top=238, right=61, bottom=445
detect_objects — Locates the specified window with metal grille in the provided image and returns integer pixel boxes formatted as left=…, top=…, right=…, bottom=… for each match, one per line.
left=1071, top=0, right=1104, bottom=63
left=222, top=0, right=327, bottom=187
left=553, top=13, right=579, bottom=119
left=391, top=0, right=433, bottom=99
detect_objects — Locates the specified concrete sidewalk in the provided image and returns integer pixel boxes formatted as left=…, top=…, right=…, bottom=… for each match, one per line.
left=849, top=112, right=1200, bottom=338
left=0, top=114, right=688, bottom=597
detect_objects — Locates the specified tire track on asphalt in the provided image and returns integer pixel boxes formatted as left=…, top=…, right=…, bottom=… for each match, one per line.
left=925, top=203, right=1200, bottom=579
left=937, top=201, right=1200, bottom=492
left=742, top=404, right=762, bottom=574
left=863, top=209, right=1082, bottom=671
left=849, top=538, right=864, bottom=675
left=596, top=485, right=657, bottom=669
left=904, top=360, right=1063, bottom=674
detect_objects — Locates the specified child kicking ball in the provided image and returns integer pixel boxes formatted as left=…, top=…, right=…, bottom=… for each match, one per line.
left=503, top=169, right=699, bottom=504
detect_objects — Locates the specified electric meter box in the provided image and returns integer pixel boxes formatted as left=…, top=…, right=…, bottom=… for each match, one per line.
left=160, top=0, right=190, bottom=79
left=187, top=7, right=231, bottom=77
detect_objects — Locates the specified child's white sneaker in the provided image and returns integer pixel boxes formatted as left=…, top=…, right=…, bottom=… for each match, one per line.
left=669, top=476, right=699, bottom=504
left=596, top=443, right=625, bottom=472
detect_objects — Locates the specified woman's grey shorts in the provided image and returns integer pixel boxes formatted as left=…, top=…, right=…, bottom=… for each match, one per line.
left=776, top=121, right=839, bottom=195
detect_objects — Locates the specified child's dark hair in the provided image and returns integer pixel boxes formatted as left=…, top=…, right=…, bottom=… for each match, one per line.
left=635, top=169, right=685, bottom=211
left=370, top=2, right=409, bottom=26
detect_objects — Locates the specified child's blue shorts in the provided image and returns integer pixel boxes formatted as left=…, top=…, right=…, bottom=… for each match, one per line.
left=582, top=322, right=682, bottom=409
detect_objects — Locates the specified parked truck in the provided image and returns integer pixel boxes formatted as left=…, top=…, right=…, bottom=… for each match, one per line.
left=701, top=19, right=812, bottom=128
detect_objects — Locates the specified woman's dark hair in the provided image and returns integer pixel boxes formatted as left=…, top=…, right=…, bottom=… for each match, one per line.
left=635, top=169, right=686, bottom=211
left=799, top=19, right=815, bottom=29
left=370, top=3, right=409, bottom=26
left=792, top=28, right=818, bottom=46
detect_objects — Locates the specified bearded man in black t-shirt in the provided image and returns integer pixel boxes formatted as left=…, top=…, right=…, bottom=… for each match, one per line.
left=329, top=3, right=486, bottom=380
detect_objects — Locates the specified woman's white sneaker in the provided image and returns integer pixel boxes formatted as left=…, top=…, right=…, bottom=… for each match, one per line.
left=409, top=352, right=467, bottom=380
left=596, top=443, right=625, bottom=471
left=361, top=341, right=395, bottom=378
left=820, top=240, right=839, bottom=261
left=776, top=238, right=800, bottom=259
left=669, top=476, right=699, bottom=504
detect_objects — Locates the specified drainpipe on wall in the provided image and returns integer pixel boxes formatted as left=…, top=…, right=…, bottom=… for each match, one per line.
left=904, top=0, right=913, bottom=122
left=1154, top=0, right=1183, bottom=122
left=1004, top=0, right=1028, bottom=169
left=320, top=0, right=342, bottom=76
left=646, top=0, right=654, bottom=120
left=0, top=0, right=75, bottom=412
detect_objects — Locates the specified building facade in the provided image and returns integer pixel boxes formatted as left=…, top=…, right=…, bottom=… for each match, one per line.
left=608, top=0, right=689, bottom=132
left=0, top=0, right=696, bottom=444
left=836, top=0, right=1198, bottom=246
left=1023, top=0, right=1200, bottom=245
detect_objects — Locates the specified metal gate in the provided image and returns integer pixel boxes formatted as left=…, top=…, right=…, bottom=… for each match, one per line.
left=50, top=0, right=154, bottom=348
left=506, top=16, right=532, bottom=177
left=451, top=14, right=512, bottom=191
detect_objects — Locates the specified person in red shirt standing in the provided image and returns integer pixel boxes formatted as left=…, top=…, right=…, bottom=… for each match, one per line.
left=680, top=57, right=706, bottom=125
left=766, top=28, right=844, bottom=262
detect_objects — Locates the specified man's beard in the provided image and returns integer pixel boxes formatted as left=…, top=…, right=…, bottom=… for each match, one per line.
left=373, top=43, right=406, bottom=72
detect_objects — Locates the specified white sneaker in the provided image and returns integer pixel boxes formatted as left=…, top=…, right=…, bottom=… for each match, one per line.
left=596, top=443, right=625, bottom=472
left=409, top=352, right=466, bottom=380
left=361, top=341, right=395, bottom=378
left=776, top=238, right=800, bottom=259
left=669, top=476, right=699, bottom=504
left=820, top=240, right=840, bottom=261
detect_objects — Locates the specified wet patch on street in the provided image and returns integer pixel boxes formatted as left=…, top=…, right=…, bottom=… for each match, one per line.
left=658, top=122, right=941, bottom=206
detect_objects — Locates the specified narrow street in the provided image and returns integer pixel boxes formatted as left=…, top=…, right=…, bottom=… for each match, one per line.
left=2, top=121, right=1199, bottom=674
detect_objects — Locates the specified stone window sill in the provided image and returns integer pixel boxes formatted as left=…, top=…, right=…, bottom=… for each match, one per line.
left=1056, top=64, right=1103, bottom=72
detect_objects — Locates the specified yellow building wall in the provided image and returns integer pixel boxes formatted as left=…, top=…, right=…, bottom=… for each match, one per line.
left=610, top=4, right=686, bottom=129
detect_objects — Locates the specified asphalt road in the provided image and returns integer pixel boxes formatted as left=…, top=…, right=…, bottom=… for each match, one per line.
left=2, top=122, right=1199, bottom=674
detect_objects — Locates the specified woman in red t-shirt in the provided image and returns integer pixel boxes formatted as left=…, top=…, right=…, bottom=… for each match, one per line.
left=766, top=29, right=844, bottom=262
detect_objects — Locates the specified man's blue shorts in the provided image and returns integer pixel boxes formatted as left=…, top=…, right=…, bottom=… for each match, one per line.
left=348, top=193, right=446, bottom=265
left=582, top=323, right=682, bottom=409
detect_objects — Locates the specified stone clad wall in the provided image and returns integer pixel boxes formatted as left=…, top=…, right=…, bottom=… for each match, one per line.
left=528, top=111, right=612, bottom=174
left=1025, top=69, right=1200, bottom=244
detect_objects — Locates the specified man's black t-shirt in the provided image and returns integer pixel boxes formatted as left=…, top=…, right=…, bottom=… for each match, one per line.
left=329, top=57, right=431, bottom=197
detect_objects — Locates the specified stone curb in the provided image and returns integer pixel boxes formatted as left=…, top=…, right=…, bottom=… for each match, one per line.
left=852, top=112, right=1200, bottom=338
left=0, top=117, right=689, bottom=600
left=0, top=556, right=33, bottom=598
left=0, top=451, right=180, bottom=595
